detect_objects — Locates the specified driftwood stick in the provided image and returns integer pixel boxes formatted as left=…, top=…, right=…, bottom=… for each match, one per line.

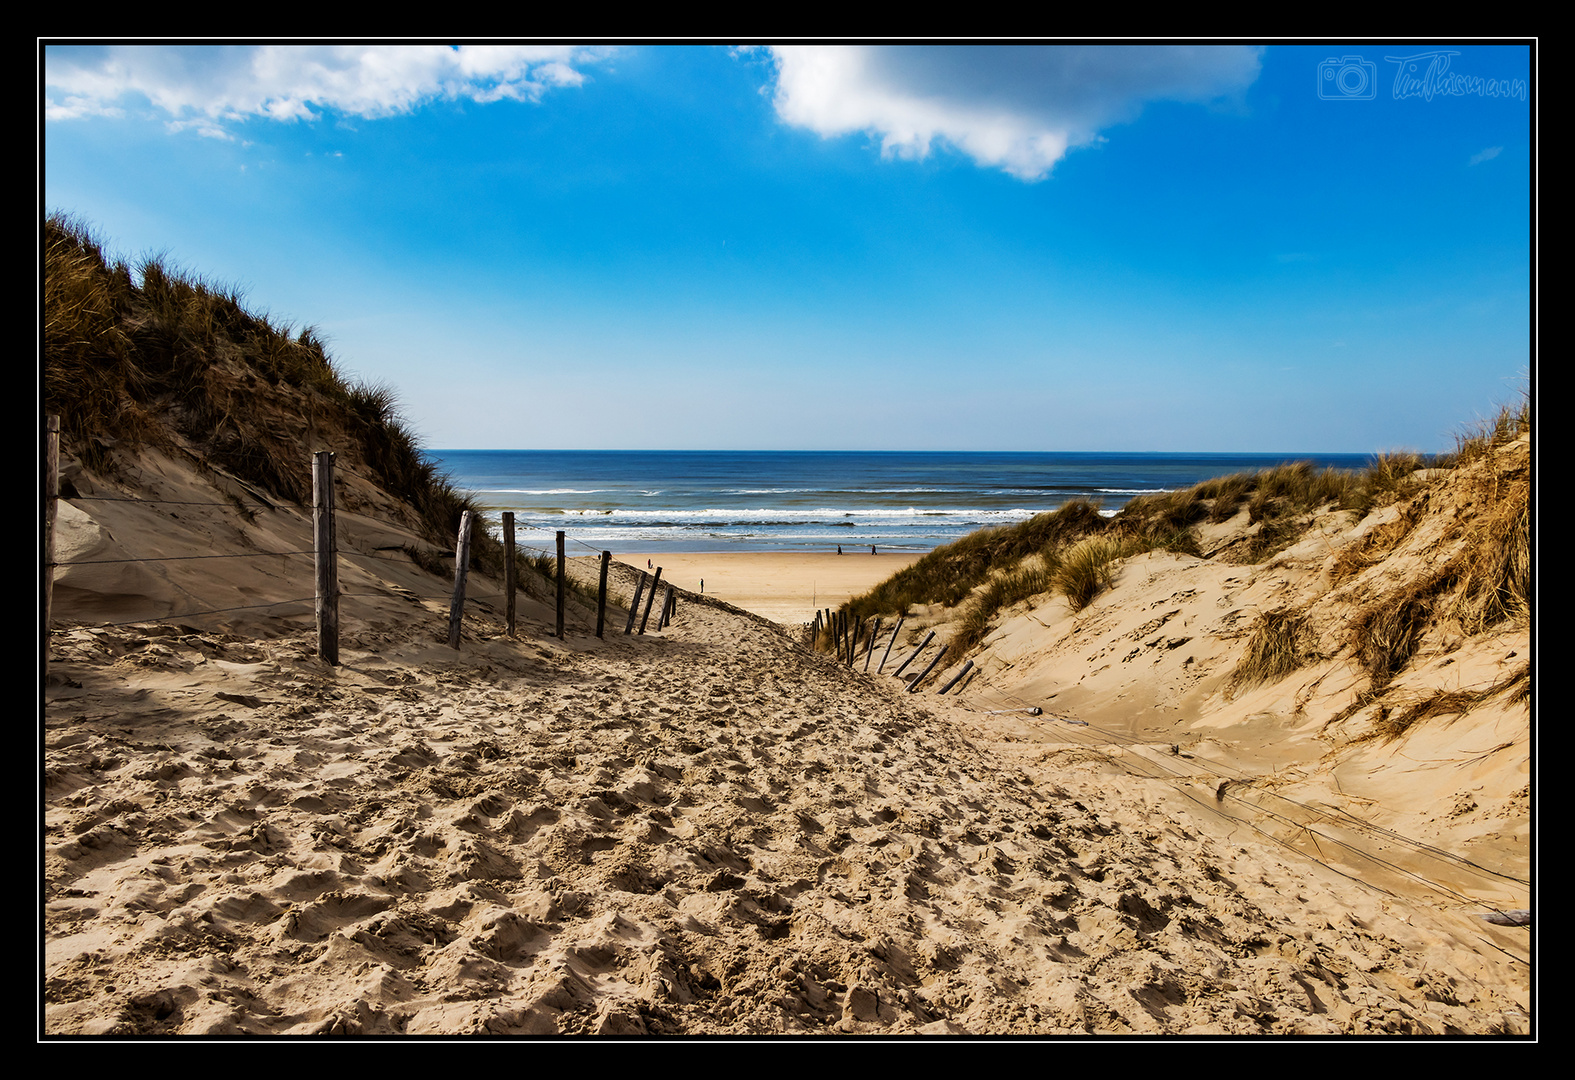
left=555, top=531, right=566, bottom=640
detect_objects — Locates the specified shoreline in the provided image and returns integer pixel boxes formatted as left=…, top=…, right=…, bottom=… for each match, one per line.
left=598, top=550, right=921, bottom=623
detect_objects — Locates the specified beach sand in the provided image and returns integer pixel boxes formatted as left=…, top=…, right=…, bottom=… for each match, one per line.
left=42, top=445, right=1531, bottom=1036
left=608, top=551, right=921, bottom=624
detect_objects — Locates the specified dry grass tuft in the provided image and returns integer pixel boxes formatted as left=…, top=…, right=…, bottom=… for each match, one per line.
left=1346, top=452, right=1425, bottom=515
left=1229, top=609, right=1315, bottom=692
left=950, top=556, right=1059, bottom=653
left=1349, top=581, right=1443, bottom=689
left=1503, top=666, right=1531, bottom=707
left=1054, top=536, right=1132, bottom=612
left=1440, top=398, right=1530, bottom=469
left=1373, top=690, right=1480, bottom=741
left=1440, top=437, right=1531, bottom=632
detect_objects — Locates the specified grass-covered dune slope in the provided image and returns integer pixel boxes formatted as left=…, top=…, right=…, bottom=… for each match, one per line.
left=841, top=409, right=1530, bottom=663
left=835, top=389, right=1531, bottom=943
left=43, top=213, right=496, bottom=573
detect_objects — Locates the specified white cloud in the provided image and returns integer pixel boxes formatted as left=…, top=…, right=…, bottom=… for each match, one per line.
left=43, top=44, right=616, bottom=130
left=1469, top=145, right=1503, bottom=166
left=763, top=45, right=1263, bottom=181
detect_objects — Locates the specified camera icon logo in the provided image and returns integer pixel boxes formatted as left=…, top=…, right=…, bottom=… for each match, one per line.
left=1317, top=56, right=1377, bottom=100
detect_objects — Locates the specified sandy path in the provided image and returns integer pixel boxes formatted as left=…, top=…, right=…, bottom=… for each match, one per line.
left=605, top=551, right=920, bottom=625
left=43, top=589, right=1529, bottom=1035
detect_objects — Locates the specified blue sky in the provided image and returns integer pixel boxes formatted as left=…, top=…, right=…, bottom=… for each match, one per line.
left=42, top=43, right=1533, bottom=452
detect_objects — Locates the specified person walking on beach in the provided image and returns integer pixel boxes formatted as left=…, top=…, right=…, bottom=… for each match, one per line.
left=871, top=545, right=877, bottom=555
left=837, top=545, right=842, bottom=555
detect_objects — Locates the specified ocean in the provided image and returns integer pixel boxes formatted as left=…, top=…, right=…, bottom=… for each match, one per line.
left=429, top=449, right=1374, bottom=555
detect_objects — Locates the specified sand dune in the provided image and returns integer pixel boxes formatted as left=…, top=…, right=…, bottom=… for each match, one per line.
left=42, top=445, right=1531, bottom=1036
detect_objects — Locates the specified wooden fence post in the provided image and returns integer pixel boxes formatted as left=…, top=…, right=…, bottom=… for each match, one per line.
left=555, top=530, right=566, bottom=640
left=447, top=509, right=474, bottom=650
left=313, top=450, right=339, bottom=665
left=907, top=644, right=948, bottom=692
left=659, top=584, right=675, bottom=629
left=864, top=617, right=882, bottom=672
left=503, top=512, right=517, bottom=637
left=891, top=630, right=934, bottom=679
left=877, top=617, right=905, bottom=673
left=937, top=659, right=974, bottom=695
left=625, top=572, right=646, bottom=634
left=596, top=551, right=611, bottom=638
left=639, top=567, right=663, bottom=634
left=43, top=415, right=59, bottom=675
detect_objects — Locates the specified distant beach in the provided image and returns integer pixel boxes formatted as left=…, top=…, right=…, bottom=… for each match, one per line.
left=435, top=449, right=1374, bottom=555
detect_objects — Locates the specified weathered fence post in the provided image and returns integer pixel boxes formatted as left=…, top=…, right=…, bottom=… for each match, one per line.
left=596, top=551, right=611, bottom=638
left=937, top=659, right=975, bottom=695
left=907, top=644, right=949, bottom=692
left=639, top=567, right=663, bottom=634
left=556, top=530, right=566, bottom=640
left=625, top=572, right=646, bottom=635
left=877, top=616, right=905, bottom=673
left=503, top=512, right=517, bottom=637
left=659, top=584, right=675, bottom=629
left=447, top=509, right=474, bottom=650
left=313, top=450, right=339, bottom=665
left=864, top=617, right=882, bottom=672
left=891, top=630, right=935, bottom=680
left=43, top=415, right=59, bottom=675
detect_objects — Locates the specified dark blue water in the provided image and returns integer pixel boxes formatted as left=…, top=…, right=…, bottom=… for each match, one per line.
left=429, top=450, right=1373, bottom=554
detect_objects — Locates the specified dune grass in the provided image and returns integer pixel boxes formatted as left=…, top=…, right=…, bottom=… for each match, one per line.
left=842, top=499, right=1108, bottom=621
left=1054, top=536, right=1135, bottom=612
left=1349, top=581, right=1439, bottom=689
left=1228, top=609, right=1315, bottom=692
left=43, top=213, right=497, bottom=571
left=950, top=555, right=1060, bottom=653
left=839, top=392, right=1529, bottom=667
